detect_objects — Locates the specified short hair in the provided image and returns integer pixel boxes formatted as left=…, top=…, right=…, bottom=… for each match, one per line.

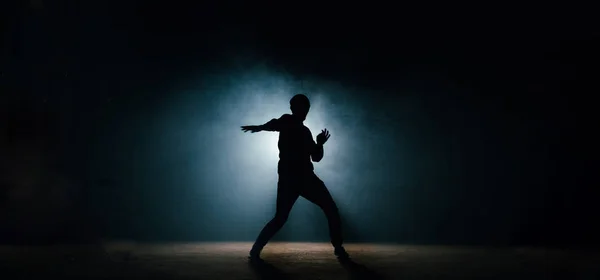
left=290, top=94, right=310, bottom=108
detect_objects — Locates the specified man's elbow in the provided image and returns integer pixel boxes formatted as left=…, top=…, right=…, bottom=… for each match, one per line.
left=311, top=155, right=323, bottom=162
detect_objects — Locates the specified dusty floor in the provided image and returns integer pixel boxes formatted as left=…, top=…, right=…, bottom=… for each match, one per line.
left=1, top=242, right=599, bottom=279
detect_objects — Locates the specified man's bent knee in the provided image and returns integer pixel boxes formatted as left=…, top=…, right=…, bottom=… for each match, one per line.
left=269, top=214, right=289, bottom=226
left=322, top=204, right=340, bottom=217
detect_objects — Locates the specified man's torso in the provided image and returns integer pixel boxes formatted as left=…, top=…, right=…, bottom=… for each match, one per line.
left=276, top=114, right=314, bottom=175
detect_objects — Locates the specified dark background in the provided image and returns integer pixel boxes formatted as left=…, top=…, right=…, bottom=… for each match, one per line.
left=1, top=1, right=598, bottom=247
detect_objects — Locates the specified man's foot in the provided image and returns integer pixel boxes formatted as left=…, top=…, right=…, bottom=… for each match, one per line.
left=334, top=246, right=350, bottom=261
left=248, top=249, right=263, bottom=264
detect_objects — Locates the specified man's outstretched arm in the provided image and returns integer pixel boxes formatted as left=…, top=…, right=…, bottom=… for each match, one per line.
left=241, top=115, right=286, bottom=133
left=261, top=118, right=282, bottom=132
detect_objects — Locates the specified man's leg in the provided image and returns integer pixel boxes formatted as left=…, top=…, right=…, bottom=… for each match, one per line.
left=250, top=179, right=299, bottom=259
left=300, top=173, right=349, bottom=259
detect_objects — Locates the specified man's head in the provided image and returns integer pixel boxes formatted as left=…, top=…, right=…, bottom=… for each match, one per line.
left=290, top=94, right=310, bottom=121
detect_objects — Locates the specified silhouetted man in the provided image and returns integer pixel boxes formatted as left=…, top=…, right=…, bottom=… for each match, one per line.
left=241, top=94, right=350, bottom=262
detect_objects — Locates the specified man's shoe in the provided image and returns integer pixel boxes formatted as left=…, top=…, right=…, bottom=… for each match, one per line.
left=248, top=249, right=263, bottom=264
left=334, top=246, right=350, bottom=261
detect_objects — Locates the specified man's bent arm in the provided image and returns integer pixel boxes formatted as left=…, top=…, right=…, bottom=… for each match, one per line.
left=312, top=143, right=324, bottom=162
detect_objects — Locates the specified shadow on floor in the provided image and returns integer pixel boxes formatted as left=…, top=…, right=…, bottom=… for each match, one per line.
left=340, top=259, right=387, bottom=280
left=248, top=259, right=290, bottom=280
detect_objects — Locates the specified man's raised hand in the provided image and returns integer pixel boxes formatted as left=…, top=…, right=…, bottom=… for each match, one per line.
left=316, top=129, right=331, bottom=145
left=241, top=125, right=262, bottom=133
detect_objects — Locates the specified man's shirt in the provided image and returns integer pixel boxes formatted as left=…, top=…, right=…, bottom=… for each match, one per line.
left=263, top=114, right=318, bottom=174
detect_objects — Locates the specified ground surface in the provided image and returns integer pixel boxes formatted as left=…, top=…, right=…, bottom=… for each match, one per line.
left=1, top=242, right=599, bottom=279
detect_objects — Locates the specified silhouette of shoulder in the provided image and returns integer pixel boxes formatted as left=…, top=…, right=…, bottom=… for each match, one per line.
left=276, top=114, right=293, bottom=129
left=280, top=114, right=293, bottom=121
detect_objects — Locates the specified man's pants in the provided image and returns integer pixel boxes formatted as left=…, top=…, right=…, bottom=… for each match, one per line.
left=251, top=172, right=343, bottom=252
